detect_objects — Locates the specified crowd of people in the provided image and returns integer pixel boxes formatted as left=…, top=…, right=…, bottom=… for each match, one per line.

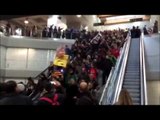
left=0, top=23, right=92, bottom=39
left=0, top=29, right=128, bottom=105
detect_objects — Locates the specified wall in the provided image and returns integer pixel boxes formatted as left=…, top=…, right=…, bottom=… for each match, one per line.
left=0, top=35, right=75, bottom=79
left=144, top=34, right=160, bottom=80
left=147, top=81, right=160, bottom=105
left=0, top=45, right=6, bottom=79
left=93, top=21, right=150, bottom=31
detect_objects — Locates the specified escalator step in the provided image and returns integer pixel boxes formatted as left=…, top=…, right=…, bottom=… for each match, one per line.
left=123, top=81, right=140, bottom=85
left=133, top=102, right=140, bottom=105
left=125, top=76, right=140, bottom=79
left=129, top=93, right=140, bottom=97
left=132, top=97, right=140, bottom=102
left=124, top=88, right=140, bottom=93
left=124, top=79, right=140, bottom=81
left=123, top=85, right=140, bottom=89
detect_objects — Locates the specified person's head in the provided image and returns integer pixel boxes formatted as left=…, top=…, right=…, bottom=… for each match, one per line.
left=5, top=81, right=17, bottom=94
left=16, top=83, right=25, bottom=94
left=116, top=89, right=133, bottom=105
left=27, top=77, right=34, bottom=84
left=44, top=82, right=54, bottom=93
left=79, top=81, right=88, bottom=93
left=65, top=45, right=68, bottom=48
left=107, top=50, right=111, bottom=56
left=68, top=79, right=76, bottom=85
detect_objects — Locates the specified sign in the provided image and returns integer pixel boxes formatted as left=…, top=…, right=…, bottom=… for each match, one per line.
left=91, top=33, right=103, bottom=44
left=53, top=55, right=69, bottom=68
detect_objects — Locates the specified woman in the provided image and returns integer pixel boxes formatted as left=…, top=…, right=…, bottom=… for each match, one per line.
left=115, top=89, right=133, bottom=105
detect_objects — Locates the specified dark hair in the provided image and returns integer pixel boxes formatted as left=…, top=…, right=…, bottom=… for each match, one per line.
left=0, top=83, right=6, bottom=92
left=44, top=82, right=53, bottom=92
left=5, top=81, right=17, bottom=93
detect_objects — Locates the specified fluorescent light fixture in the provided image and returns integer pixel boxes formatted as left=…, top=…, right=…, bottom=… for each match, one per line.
left=24, top=20, right=29, bottom=24
left=77, top=15, right=81, bottom=18
left=106, top=15, right=145, bottom=20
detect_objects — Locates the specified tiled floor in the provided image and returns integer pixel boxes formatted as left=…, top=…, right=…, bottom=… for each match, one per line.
left=147, top=80, right=160, bottom=105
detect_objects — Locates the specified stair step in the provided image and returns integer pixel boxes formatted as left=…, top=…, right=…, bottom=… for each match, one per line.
left=123, top=88, right=140, bottom=93
left=133, top=102, right=140, bottom=105
left=123, top=81, right=140, bottom=85
left=125, top=76, right=140, bottom=79
left=125, top=73, right=140, bottom=76
left=132, top=97, right=140, bottom=103
left=123, top=85, right=140, bottom=89
left=124, top=79, right=140, bottom=82
left=129, top=92, right=140, bottom=97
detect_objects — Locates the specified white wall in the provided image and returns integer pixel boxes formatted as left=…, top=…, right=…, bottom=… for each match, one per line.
left=0, top=46, right=6, bottom=69
left=93, top=21, right=150, bottom=31
left=147, top=81, right=160, bottom=105
left=5, top=48, right=56, bottom=71
left=144, top=34, right=160, bottom=80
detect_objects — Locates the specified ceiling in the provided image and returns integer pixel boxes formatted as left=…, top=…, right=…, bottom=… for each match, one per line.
left=0, top=15, right=100, bottom=30
left=0, top=15, right=132, bottom=30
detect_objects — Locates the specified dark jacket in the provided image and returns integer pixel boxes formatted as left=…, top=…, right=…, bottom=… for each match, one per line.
left=0, top=93, right=32, bottom=105
left=76, top=91, right=98, bottom=105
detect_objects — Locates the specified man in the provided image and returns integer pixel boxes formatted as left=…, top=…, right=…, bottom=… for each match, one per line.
left=76, top=81, right=98, bottom=105
left=0, top=81, right=32, bottom=105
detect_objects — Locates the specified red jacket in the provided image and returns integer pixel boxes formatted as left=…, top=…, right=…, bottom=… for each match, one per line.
left=110, top=49, right=120, bottom=58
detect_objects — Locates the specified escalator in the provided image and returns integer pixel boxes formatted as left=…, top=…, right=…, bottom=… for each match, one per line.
left=122, top=38, right=141, bottom=105
left=99, top=33, right=147, bottom=105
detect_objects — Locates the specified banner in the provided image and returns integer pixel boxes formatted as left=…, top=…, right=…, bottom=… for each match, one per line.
left=53, top=54, right=69, bottom=68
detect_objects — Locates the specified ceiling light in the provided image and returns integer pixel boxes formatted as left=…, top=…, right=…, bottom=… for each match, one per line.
left=24, top=20, right=29, bottom=24
left=77, top=15, right=81, bottom=18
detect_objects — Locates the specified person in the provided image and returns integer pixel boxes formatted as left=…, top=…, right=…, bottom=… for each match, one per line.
left=64, top=79, right=79, bottom=105
left=76, top=81, right=98, bottom=105
left=143, top=25, right=148, bottom=35
left=135, top=26, right=141, bottom=38
left=153, top=20, right=158, bottom=33
left=36, top=82, right=64, bottom=106
left=16, top=83, right=26, bottom=95
left=114, top=89, right=133, bottom=105
left=0, top=83, right=6, bottom=100
left=26, top=77, right=36, bottom=96
left=42, top=25, right=48, bottom=38
left=0, top=81, right=32, bottom=105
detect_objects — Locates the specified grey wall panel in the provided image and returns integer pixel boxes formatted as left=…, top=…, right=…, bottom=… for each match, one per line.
left=0, top=69, right=5, bottom=77
left=1, top=36, right=74, bottom=50
left=5, top=69, right=42, bottom=78
left=0, top=46, right=6, bottom=69
left=144, top=34, right=160, bottom=81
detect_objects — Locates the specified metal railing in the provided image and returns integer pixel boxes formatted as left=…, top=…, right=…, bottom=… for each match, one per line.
left=99, top=32, right=131, bottom=105
left=140, top=33, right=148, bottom=105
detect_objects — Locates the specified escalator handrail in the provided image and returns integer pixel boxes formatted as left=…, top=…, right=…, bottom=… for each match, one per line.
left=34, top=65, right=50, bottom=79
left=99, top=67, right=114, bottom=105
left=140, top=33, right=148, bottom=105
left=113, top=34, right=132, bottom=104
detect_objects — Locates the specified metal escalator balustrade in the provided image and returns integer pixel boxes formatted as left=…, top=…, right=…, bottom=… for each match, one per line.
left=114, top=33, right=147, bottom=105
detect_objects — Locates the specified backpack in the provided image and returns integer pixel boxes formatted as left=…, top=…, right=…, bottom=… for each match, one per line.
left=40, top=94, right=60, bottom=106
